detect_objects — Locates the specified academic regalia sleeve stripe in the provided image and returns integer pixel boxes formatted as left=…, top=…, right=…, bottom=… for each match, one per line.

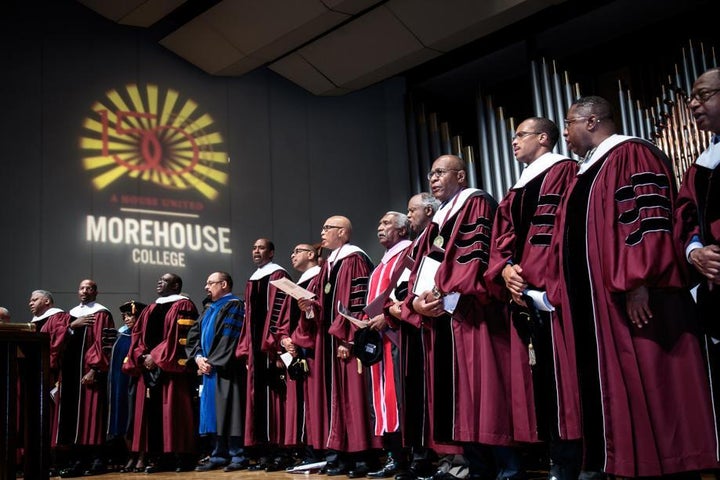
left=625, top=217, right=673, bottom=246
left=531, top=213, right=556, bottom=226
left=455, top=233, right=490, bottom=249
left=617, top=194, right=672, bottom=224
left=458, top=217, right=493, bottom=234
left=538, top=193, right=561, bottom=207
left=529, top=233, right=552, bottom=246
left=457, top=249, right=489, bottom=265
left=615, top=172, right=670, bottom=201
left=350, top=277, right=369, bottom=287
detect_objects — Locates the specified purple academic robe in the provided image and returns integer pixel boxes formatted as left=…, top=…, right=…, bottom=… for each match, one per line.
left=124, top=296, right=198, bottom=454
left=486, top=154, right=581, bottom=444
left=552, top=136, right=719, bottom=476
left=405, top=189, right=513, bottom=447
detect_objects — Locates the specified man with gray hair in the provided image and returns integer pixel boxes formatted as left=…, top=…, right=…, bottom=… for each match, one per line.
left=0, top=306, right=10, bottom=323
left=365, top=211, right=412, bottom=478
left=392, top=194, right=442, bottom=480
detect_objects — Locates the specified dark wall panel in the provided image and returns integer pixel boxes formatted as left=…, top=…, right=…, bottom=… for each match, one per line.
left=0, top=1, right=409, bottom=322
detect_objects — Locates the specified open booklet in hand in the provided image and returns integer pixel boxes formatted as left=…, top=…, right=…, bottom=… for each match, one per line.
left=337, top=301, right=369, bottom=329
left=270, top=277, right=316, bottom=319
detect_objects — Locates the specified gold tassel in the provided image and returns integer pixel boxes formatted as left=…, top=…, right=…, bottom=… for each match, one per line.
left=528, top=342, right=536, bottom=366
left=357, top=358, right=363, bottom=374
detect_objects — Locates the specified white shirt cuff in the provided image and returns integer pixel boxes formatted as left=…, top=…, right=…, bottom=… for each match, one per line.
left=686, top=241, right=704, bottom=262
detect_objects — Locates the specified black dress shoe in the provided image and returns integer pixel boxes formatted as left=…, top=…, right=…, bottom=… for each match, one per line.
left=348, top=465, right=371, bottom=478
left=267, top=456, right=296, bottom=472
left=144, top=464, right=166, bottom=474
left=58, top=462, right=84, bottom=478
left=326, top=465, right=349, bottom=476
left=195, top=461, right=227, bottom=472
left=83, top=460, right=107, bottom=476
left=224, top=461, right=249, bottom=472
left=368, top=460, right=400, bottom=478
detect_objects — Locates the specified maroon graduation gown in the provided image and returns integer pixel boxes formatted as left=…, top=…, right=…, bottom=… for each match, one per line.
left=123, top=297, right=198, bottom=454
left=235, top=266, right=290, bottom=446
left=295, top=247, right=378, bottom=453
left=675, top=150, right=720, bottom=456
left=39, top=311, right=71, bottom=448
left=486, top=157, right=581, bottom=443
left=276, top=269, right=319, bottom=447
left=552, top=136, right=718, bottom=476
left=55, top=305, right=114, bottom=447
left=405, top=189, right=513, bottom=447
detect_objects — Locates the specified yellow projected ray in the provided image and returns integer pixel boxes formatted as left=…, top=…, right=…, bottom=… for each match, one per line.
left=81, top=83, right=229, bottom=193
left=93, top=166, right=131, bottom=190
left=80, top=137, right=138, bottom=152
left=160, top=90, right=179, bottom=127
left=181, top=173, right=219, bottom=200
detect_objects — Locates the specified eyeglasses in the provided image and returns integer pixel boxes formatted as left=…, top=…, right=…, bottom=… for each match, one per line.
left=205, top=280, right=222, bottom=286
left=321, top=225, right=342, bottom=232
left=563, top=117, right=589, bottom=127
left=687, top=89, right=720, bottom=104
left=427, top=168, right=460, bottom=180
left=292, top=248, right=313, bottom=255
left=511, top=131, right=540, bottom=141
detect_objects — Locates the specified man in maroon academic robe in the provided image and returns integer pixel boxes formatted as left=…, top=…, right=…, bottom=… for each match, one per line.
left=404, top=155, right=516, bottom=479
left=392, top=193, right=445, bottom=480
left=675, top=67, right=720, bottom=450
left=234, top=238, right=291, bottom=470
left=365, top=212, right=412, bottom=479
left=485, top=117, right=581, bottom=480
left=554, top=95, right=718, bottom=477
left=123, top=273, right=198, bottom=473
left=297, top=215, right=377, bottom=477
left=277, top=243, right=322, bottom=467
left=29, top=291, right=70, bottom=472
left=54, top=279, right=115, bottom=476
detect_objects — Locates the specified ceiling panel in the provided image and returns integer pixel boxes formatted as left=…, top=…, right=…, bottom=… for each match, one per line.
left=269, top=54, right=346, bottom=95
left=78, top=0, right=571, bottom=95
left=159, top=19, right=246, bottom=74
left=298, top=6, right=434, bottom=86
left=77, top=0, right=148, bottom=22
left=320, top=0, right=384, bottom=15
left=118, top=0, right=187, bottom=27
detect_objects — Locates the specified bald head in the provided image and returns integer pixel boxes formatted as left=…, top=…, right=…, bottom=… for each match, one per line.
left=321, top=215, right=353, bottom=250
left=0, top=307, right=9, bottom=323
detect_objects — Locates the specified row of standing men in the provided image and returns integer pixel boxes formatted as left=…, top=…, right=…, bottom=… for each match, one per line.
left=24, top=69, right=720, bottom=479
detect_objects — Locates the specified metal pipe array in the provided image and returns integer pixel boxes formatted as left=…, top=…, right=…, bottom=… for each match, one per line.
left=406, top=39, right=717, bottom=199
left=618, top=40, right=716, bottom=186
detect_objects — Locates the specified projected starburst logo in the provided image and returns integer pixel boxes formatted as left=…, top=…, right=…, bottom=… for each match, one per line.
left=80, top=84, right=228, bottom=200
